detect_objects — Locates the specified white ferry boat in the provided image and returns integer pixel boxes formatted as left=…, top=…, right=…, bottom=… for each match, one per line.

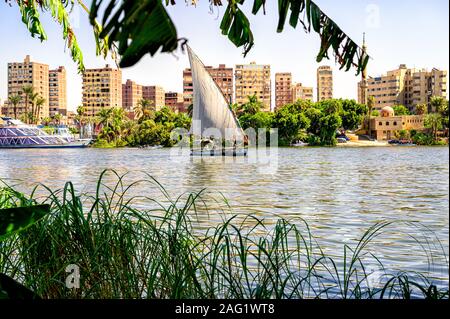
left=0, top=117, right=91, bottom=149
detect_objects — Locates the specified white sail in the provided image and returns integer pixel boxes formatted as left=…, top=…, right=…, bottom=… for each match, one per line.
left=187, top=46, right=245, bottom=141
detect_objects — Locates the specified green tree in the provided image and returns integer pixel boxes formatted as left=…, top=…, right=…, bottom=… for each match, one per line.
left=273, top=104, right=310, bottom=145
left=340, top=99, right=367, bottom=130
left=415, top=103, right=427, bottom=115
left=235, top=95, right=263, bottom=117
left=303, top=107, right=323, bottom=136
left=430, top=96, right=446, bottom=113
left=424, top=113, right=443, bottom=141
left=34, top=96, right=46, bottom=123
left=393, top=105, right=410, bottom=116
left=52, top=113, right=63, bottom=126
left=366, top=95, right=376, bottom=135
left=318, top=113, right=342, bottom=146
left=371, top=110, right=380, bottom=117
left=8, top=95, right=22, bottom=120
left=28, top=92, right=39, bottom=124
left=21, top=85, right=34, bottom=124
left=174, top=112, right=191, bottom=130
left=41, top=116, right=52, bottom=126
left=134, top=98, right=154, bottom=121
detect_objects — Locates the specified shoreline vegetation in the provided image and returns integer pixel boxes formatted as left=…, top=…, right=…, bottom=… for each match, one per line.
left=71, top=97, right=449, bottom=149
left=0, top=170, right=448, bottom=299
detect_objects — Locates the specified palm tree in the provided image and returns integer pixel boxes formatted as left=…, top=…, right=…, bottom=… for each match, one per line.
left=28, top=92, right=39, bottom=124
left=22, top=85, right=34, bottom=124
left=34, top=96, right=46, bottom=123
left=75, top=105, right=87, bottom=137
left=134, top=98, right=154, bottom=120
left=366, top=95, right=375, bottom=136
left=430, top=96, right=446, bottom=114
left=424, top=113, right=443, bottom=141
left=53, top=113, right=63, bottom=126
left=235, top=95, right=262, bottom=117
left=8, top=94, right=22, bottom=119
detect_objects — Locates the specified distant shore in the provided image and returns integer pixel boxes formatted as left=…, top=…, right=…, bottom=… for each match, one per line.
left=336, top=140, right=392, bottom=147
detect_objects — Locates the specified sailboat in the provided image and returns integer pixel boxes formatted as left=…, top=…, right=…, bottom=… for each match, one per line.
left=187, top=46, right=247, bottom=156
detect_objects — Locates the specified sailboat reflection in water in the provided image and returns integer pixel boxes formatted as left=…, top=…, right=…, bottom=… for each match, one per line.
left=187, top=46, right=248, bottom=156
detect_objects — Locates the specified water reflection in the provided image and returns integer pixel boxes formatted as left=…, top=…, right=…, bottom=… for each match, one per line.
left=0, top=146, right=448, bottom=284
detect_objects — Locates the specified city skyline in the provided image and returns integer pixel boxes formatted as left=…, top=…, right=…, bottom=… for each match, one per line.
left=0, top=0, right=449, bottom=111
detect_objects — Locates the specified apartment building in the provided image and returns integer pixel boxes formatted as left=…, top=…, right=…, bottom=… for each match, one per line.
left=292, top=83, right=314, bottom=102
left=142, top=86, right=165, bottom=111
left=317, top=66, right=333, bottom=101
left=6, top=55, right=49, bottom=119
left=183, top=64, right=233, bottom=108
left=275, top=72, right=292, bottom=109
left=122, top=79, right=143, bottom=112
left=48, top=66, right=67, bottom=116
left=165, top=92, right=185, bottom=112
left=235, top=62, right=271, bottom=111
left=82, top=64, right=122, bottom=116
left=359, top=64, right=447, bottom=112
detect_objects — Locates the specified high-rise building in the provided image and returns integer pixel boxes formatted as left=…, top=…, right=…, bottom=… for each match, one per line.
left=235, top=62, right=271, bottom=111
left=358, top=64, right=448, bottom=112
left=48, top=66, right=67, bottom=117
left=82, top=64, right=122, bottom=116
left=275, top=72, right=292, bottom=109
left=317, top=66, right=333, bottom=101
left=142, top=86, right=165, bottom=110
left=183, top=64, right=234, bottom=108
left=292, top=83, right=314, bottom=102
left=122, top=79, right=143, bottom=112
left=7, top=55, right=49, bottom=119
left=165, top=92, right=185, bottom=112
left=408, top=68, right=447, bottom=112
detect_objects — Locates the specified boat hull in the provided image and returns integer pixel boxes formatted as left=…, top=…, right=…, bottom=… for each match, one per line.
left=190, top=148, right=247, bottom=157
left=0, top=140, right=90, bottom=149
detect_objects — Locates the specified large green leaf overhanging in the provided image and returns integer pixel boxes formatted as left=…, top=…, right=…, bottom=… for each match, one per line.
left=10, top=0, right=370, bottom=74
left=91, top=0, right=369, bottom=74
left=10, top=0, right=86, bottom=72
left=89, top=0, right=179, bottom=68
left=0, top=204, right=50, bottom=241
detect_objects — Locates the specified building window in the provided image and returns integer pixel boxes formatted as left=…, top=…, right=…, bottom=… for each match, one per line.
left=379, top=122, right=382, bottom=126
left=393, top=122, right=397, bottom=125
left=386, top=122, right=389, bottom=125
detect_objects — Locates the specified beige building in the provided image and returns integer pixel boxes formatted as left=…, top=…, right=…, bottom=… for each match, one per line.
left=142, top=86, right=165, bottom=111
left=7, top=55, right=49, bottom=119
left=368, top=106, right=425, bottom=140
left=317, top=66, right=333, bottom=101
left=292, top=83, right=313, bottom=102
left=235, top=62, right=271, bottom=111
left=359, top=64, right=447, bottom=112
left=48, top=66, right=67, bottom=117
left=82, top=64, right=122, bottom=117
left=183, top=64, right=233, bottom=108
left=165, top=92, right=184, bottom=112
left=275, top=72, right=292, bottom=109
left=122, top=79, right=143, bottom=112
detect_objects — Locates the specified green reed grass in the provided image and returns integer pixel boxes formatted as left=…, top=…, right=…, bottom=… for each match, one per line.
left=0, top=169, right=448, bottom=299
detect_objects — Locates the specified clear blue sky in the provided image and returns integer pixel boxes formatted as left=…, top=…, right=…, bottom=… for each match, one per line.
left=0, top=0, right=448, bottom=111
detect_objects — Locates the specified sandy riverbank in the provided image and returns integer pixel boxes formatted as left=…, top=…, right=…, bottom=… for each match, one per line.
left=336, top=140, right=392, bottom=147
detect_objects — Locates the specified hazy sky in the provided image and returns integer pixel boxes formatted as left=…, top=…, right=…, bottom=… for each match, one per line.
left=0, top=0, right=449, bottom=111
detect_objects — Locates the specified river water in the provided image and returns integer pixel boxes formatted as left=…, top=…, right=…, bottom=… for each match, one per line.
left=0, top=146, right=448, bottom=289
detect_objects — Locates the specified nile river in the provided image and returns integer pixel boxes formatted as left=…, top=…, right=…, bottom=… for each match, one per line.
left=0, top=146, right=449, bottom=288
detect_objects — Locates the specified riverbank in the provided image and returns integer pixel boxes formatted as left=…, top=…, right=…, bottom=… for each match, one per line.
left=336, top=140, right=391, bottom=147
left=0, top=170, right=448, bottom=299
